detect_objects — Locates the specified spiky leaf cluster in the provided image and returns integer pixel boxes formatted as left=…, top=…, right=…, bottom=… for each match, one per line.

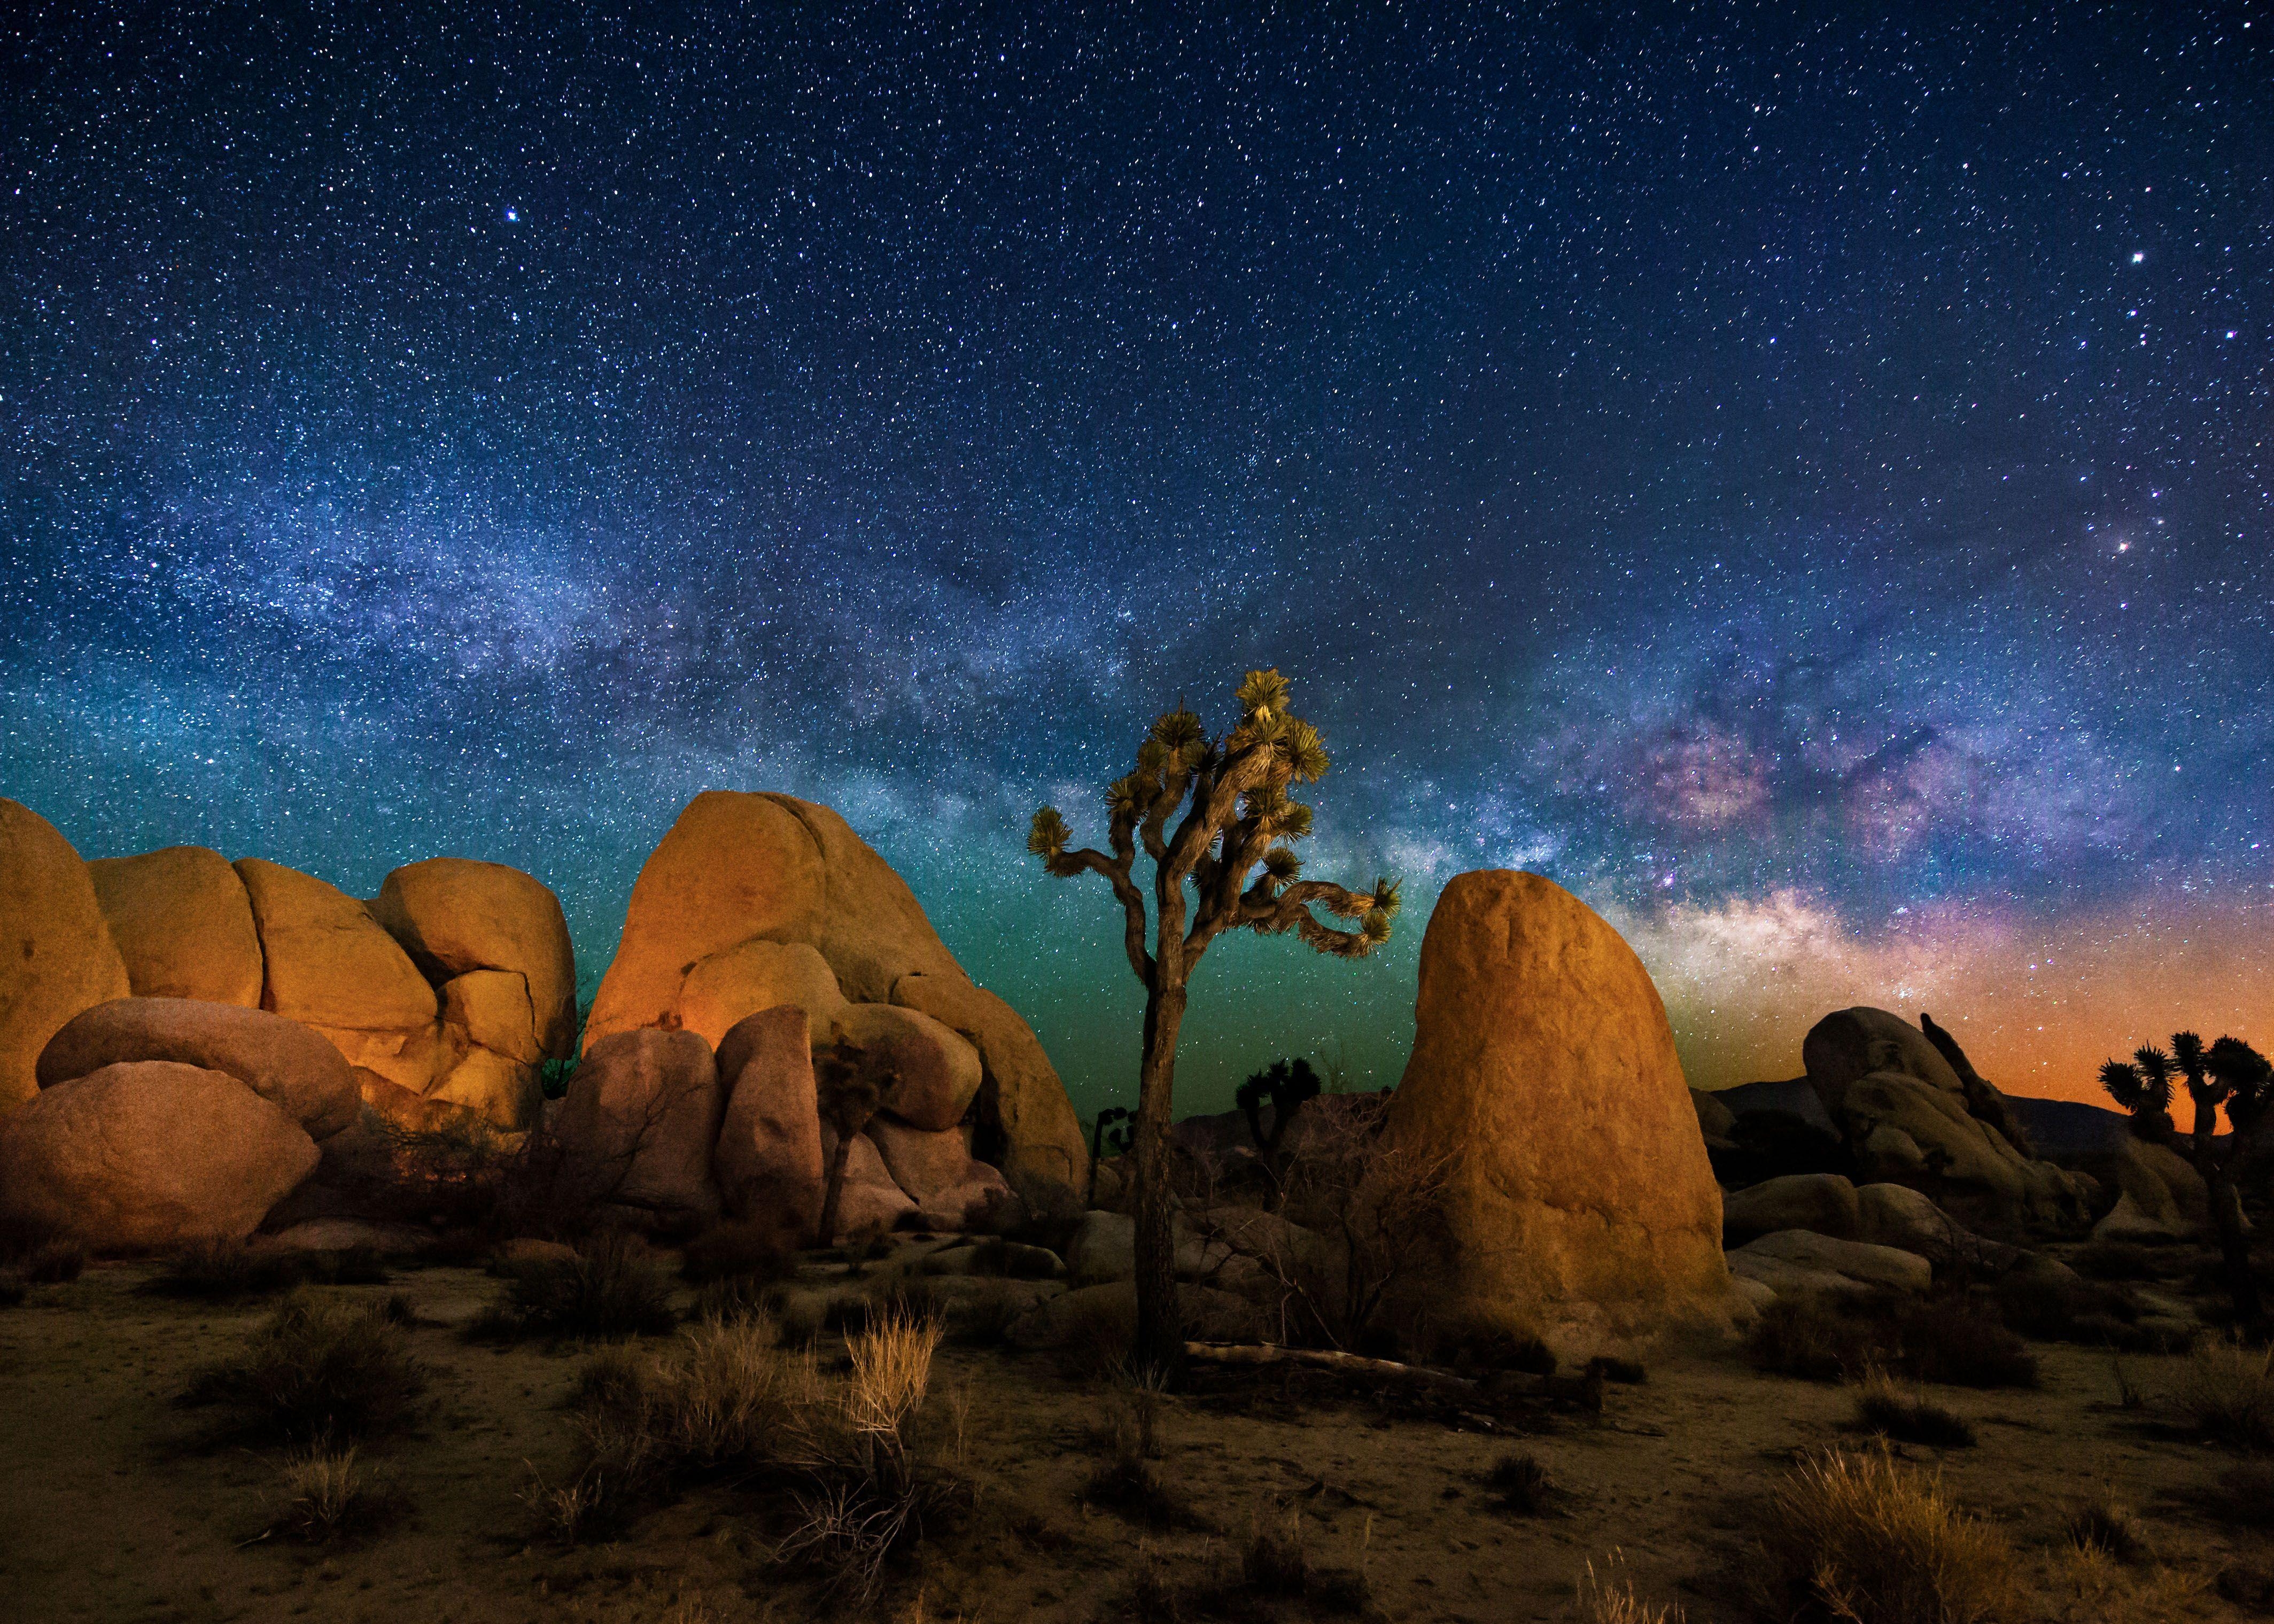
left=2101, top=1031, right=2274, bottom=1132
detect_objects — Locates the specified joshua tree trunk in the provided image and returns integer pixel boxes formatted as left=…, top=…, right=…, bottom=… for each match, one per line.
left=2192, top=1104, right=2264, bottom=1331
left=817, top=1131, right=855, bottom=1248
left=1132, top=980, right=1188, bottom=1377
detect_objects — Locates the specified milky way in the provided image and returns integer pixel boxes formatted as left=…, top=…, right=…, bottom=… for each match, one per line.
left=4, top=6, right=2269, bottom=1112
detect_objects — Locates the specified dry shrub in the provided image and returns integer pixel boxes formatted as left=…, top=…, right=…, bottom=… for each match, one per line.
left=1581, top=1552, right=1685, bottom=1624
left=273, top=1442, right=398, bottom=1542
left=1852, top=1370, right=1976, bottom=1448
left=1994, top=1268, right=2178, bottom=1352
left=692, top=1271, right=786, bottom=1325
left=1748, top=1297, right=1880, bottom=1381
left=1759, top=1447, right=2021, bottom=1624
left=145, top=1238, right=307, bottom=1300
left=1081, top=1373, right=1209, bottom=1533
left=2071, top=1241, right=2179, bottom=1282
left=2176, top=1334, right=2274, bottom=1451
left=181, top=1290, right=427, bottom=1444
left=469, top=1230, right=676, bottom=1342
left=1486, top=1451, right=1555, bottom=1515
left=1893, top=1301, right=2037, bottom=1390
left=0, top=1278, right=24, bottom=1309
left=680, top=1217, right=795, bottom=1284
left=2197, top=1462, right=2274, bottom=1529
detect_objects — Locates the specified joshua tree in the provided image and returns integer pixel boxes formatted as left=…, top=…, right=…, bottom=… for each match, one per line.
left=2099, top=1032, right=2274, bottom=1332
left=1029, top=667, right=1399, bottom=1376
left=816, top=1041, right=888, bottom=1246
left=1238, top=1058, right=1323, bottom=1155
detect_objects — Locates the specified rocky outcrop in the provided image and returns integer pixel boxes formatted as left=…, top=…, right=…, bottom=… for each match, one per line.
left=867, top=1113, right=1016, bottom=1232
left=714, top=1006, right=825, bottom=1234
left=891, top=973, right=1089, bottom=1210
left=86, top=845, right=263, bottom=1007
left=370, top=857, right=579, bottom=1059
left=1802, top=1007, right=2091, bottom=1234
left=235, top=858, right=443, bottom=1095
left=0, top=1060, right=319, bottom=1249
left=0, top=801, right=133, bottom=1116
left=1722, top=1173, right=1862, bottom=1248
left=1726, top=1229, right=1934, bottom=1300
left=1386, top=871, right=1734, bottom=1349
left=1719, top=1171, right=2021, bottom=1278
left=584, top=791, right=967, bottom=1050
left=833, top=1002, right=982, bottom=1132
left=2092, top=1135, right=2209, bottom=1242
left=36, top=997, right=359, bottom=1140
left=553, top=1029, right=723, bottom=1222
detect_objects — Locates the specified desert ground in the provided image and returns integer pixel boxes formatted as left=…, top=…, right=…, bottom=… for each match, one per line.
left=4, top=1236, right=2272, bottom=1624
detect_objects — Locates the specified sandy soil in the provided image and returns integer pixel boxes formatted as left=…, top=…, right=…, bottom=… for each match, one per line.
left=2, top=1253, right=2268, bottom=1624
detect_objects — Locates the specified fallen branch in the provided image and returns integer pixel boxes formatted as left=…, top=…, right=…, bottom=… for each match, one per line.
left=1181, top=1341, right=1602, bottom=1408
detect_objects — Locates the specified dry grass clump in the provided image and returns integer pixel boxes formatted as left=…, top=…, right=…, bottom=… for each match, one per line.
left=1057, top=1287, right=1139, bottom=1380
left=1580, top=1552, right=1686, bottom=1624
left=143, top=1238, right=387, bottom=1300
left=24, top=1238, right=87, bottom=1284
left=271, top=1442, right=400, bottom=1542
left=1081, top=1374, right=1212, bottom=1533
left=1748, top=1297, right=1880, bottom=1382
left=2062, top=1488, right=2147, bottom=1564
left=469, top=1230, right=676, bottom=1342
left=1851, top=1370, right=1977, bottom=1448
left=1894, top=1301, right=2038, bottom=1390
left=1757, top=1447, right=2021, bottom=1624
left=1485, top=1451, right=1557, bottom=1516
left=181, top=1290, right=427, bottom=1444
left=2175, top=1334, right=2274, bottom=1451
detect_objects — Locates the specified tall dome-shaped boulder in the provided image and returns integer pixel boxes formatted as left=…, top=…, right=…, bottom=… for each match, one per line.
left=0, top=801, right=131, bottom=1115
left=583, top=791, right=967, bottom=1050
left=37, top=997, right=360, bottom=1140
left=1388, top=871, right=1732, bottom=1349
left=234, top=858, right=442, bottom=1094
left=87, top=845, right=264, bottom=1007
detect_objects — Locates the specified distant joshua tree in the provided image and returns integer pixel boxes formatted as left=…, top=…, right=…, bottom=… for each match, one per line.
left=1029, top=668, right=1399, bottom=1377
left=2099, top=1032, right=2274, bottom=1331
left=1237, top=1058, right=1323, bottom=1156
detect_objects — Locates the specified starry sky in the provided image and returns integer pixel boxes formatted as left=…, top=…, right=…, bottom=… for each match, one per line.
left=4, top=4, right=2269, bottom=1117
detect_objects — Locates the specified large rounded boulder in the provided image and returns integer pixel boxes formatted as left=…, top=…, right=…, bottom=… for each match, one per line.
left=832, top=1003, right=983, bottom=1132
left=891, top=973, right=1090, bottom=1209
left=678, top=938, right=849, bottom=1052
left=1386, top=871, right=1733, bottom=1348
left=714, top=1005, right=825, bottom=1234
left=0, top=1060, right=319, bottom=1248
left=370, top=857, right=578, bottom=1060
left=36, top=997, right=360, bottom=1139
left=553, top=1028, right=724, bottom=1222
left=234, top=858, right=443, bottom=1094
left=0, top=801, right=131, bottom=1115
left=87, top=845, right=264, bottom=1007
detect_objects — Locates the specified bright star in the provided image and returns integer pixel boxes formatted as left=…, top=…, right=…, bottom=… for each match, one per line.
left=2131, top=251, right=2144, bottom=262
left=505, top=207, right=519, bottom=222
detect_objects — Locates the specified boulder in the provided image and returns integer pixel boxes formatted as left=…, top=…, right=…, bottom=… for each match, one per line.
left=1066, top=1209, right=1136, bottom=1286
left=1690, top=1087, right=1737, bottom=1147
left=1005, top=1280, right=1263, bottom=1351
left=584, top=791, right=968, bottom=1051
left=890, top=973, right=1090, bottom=1207
left=1722, top=1173, right=1862, bottom=1247
left=866, top=1114, right=976, bottom=1203
left=1726, top=1229, right=1935, bottom=1300
left=1385, top=871, right=1734, bottom=1347
left=818, top=1127, right=917, bottom=1238
left=713, top=1005, right=825, bottom=1236
left=1805, top=1007, right=1969, bottom=1116
left=1836, top=1067, right=2089, bottom=1233
left=553, top=1029, right=724, bottom=1222
left=234, top=858, right=442, bottom=1094
left=0, top=801, right=131, bottom=1115
left=86, top=845, right=263, bottom=1007
left=0, top=1061, right=319, bottom=1249
left=678, top=938, right=849, bottom=1052
left=370, top=857, right=578, bottom=1059
left=2092, top=1136, right=2209, bottom=1243
left=428, top=1045, right=541, bottom=1130
left=915, top=1163, right=1018, bottom=1234
left=36, top=997, right=360, bottom=1139
left=438, top=970, right=545, bottom=1065
left=833, top=1003, right=983, bottom=1132
left=259, top=1218, right=428, bottom=1254
left=1855, top=1180, right=2027, bottom=1274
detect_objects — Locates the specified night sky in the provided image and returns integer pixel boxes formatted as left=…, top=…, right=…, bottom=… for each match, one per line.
left=5, top=5, right=2269, bottom=1116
